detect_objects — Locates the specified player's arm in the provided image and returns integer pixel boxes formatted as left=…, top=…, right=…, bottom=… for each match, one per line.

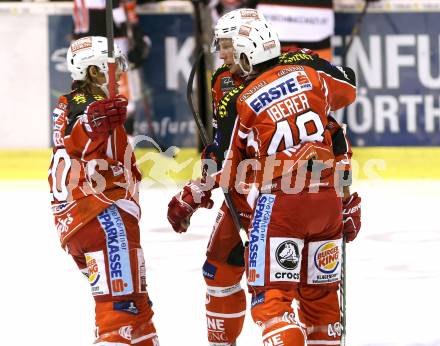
left=167, top=95, right=245, bottom=234
left=325, top=116, right=361, bottom=242
left=314, top=59, right=356, bottom=110
left=167, top=67, right=234, bottom=233
left=167, top=179, right=214, bottom=233
left=202, top=66, right=235, bottom=164
left=296, top=57, right=361, bottom=240
left=288, top=54, right=356, bottom=110
left=167, top=84, right=248, bottom=233
left=64, top=95, right=127, bottom=162
left=206, top=84, right=247, bottom=177
left=51, top=96, right=69, bottom=149
left=326, top=115, right=352, bottom=191
left=309, top=60, right=356, bottom=196
left=211, top=65, right=231, bottom=118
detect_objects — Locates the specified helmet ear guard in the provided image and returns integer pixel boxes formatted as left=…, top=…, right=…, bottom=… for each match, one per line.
left=235, top=51, right=253, bottom=76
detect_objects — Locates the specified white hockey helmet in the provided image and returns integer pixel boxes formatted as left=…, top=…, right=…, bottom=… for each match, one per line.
left=232, top=19, right=281, bottom=75
left=211, top=8, right=266, bottom=53
left=67, top=36, right=128, bottom=81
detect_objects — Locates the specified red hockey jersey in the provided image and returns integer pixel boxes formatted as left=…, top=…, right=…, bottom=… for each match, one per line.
left=48, top=91, right=142, bottom=248
left=215, top=53, right=356, bottom=190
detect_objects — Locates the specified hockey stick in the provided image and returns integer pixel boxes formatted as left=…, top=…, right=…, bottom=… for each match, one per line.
left=340, top=123, right=348, bottom=345
left=191, top=0, right=211, bottom=151
left=339, top=2, right=376, bottom=341
left=342, top=0, right=378, bottom=63
left=105, top=0, right=117, bottom=98
left=340, top=235, right=347, bottom=345
left=122, top=2, right=164, bottom=150
left=187, top=50, right=249, bottom=246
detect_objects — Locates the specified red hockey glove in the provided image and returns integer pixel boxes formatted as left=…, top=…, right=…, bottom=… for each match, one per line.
left=342, top=192, right=361, bottom=242
left=83, top=95, right=128, bottom=138
left=201, top=143, right=220, bottom=179
left=167, top=179, right=214, bottom=233
left=201, top=143, right=218, bottom=162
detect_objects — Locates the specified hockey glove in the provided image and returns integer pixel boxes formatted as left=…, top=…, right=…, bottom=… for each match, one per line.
left=167, top=179, right=214, bottom=233
left=201, top=143, right=220, bottom=179
left=342, top=192, right=362, bottom=242
left=83, top=95, right=128, bottom=139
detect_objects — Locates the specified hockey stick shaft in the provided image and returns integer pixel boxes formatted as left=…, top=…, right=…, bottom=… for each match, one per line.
left=187, top=51, right=210, bottom=145
left=122, top=3, right=162, bottom=149
left=106, top=0, right=117, bottom=98
left=339, top=2, right=373, bottom=336
left=340, top=123, right=348, bottom=345
left=191, top=0, right=211, bottom=151
left=343, top=0, right=371, bottom=64
left=339, top=4, right=373, bottom=337
left=341, top=235, right=347, bottom=345
left=187, top=50, right=249, bottom=246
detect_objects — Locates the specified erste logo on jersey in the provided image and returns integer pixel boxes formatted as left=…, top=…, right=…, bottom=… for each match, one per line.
left=98, top=205, right=134, bottom=296
left=307, top=239, right=342, bottom=285
left=248, top=194, right=275, bottom=286
left=246, top=71, right=312, bottom=115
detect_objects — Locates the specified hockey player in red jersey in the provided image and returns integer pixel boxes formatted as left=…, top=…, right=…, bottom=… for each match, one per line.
left=73, top=0, right=151, bottom=135
left=48, top=36, right=159, bottom=346
left=170, top=10, right=267, bottom=346
left=220, top=19, right=360, bottom=345
left=167, top=8, right=361, bottom=346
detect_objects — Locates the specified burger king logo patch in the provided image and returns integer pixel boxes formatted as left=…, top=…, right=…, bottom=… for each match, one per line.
left=314, top=241, right=340, bottom=274
left=307, top=239, right=342, bottom=285
left=85, top=250, right=109, bottom=296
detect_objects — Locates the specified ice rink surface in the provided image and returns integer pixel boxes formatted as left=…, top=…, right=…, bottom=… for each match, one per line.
left=1, top=179, right=439, bottom=346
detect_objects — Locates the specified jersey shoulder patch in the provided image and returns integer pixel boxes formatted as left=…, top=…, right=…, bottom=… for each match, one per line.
left=211, top=64, right=231, bottom=88
left=64, top=91, right=104, bottom=136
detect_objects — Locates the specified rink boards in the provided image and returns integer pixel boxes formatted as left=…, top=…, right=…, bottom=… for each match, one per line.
left=1, top=147, right=439, bottom=180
